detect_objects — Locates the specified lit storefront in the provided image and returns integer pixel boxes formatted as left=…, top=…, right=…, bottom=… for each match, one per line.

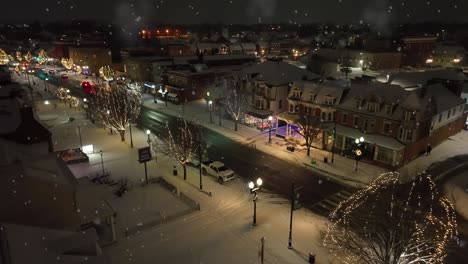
left=244, top=107, right=274, bottom=131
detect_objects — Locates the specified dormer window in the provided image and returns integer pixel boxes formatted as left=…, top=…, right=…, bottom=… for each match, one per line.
left=367, top=102, right=380, bottom=113
left=324, top=96, right=335, bottom=106
left=385, top=105, right=393, bottom=115
left=292, top=90, right=301, bottom=99
left=355, top=98, right=363, bottom=109
left=403, top=110, right=416, bottom=121
left=309, top=93, right=316, bottom=102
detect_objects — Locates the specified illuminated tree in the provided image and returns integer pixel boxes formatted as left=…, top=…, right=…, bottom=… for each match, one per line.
left=24, top=52, right=32, bottom=62
left=99, top=65, right=115, bottom=81
left=292, top=115, right=322, bottom=156
left=61, top=58, right=73, bottom=70
left=16, top=51, right=23, bottom=61
left=161, top=118, right=200, bottom=180
left=222, top=77, right=249, bottom=131
left=323, top=172, right=458, bottom=264
left=91, top=84, right=141, bottom=142
left=0, top=49, right=9, bottom=65
left=37, top=49, right=48, bottom=65
left=54, top=87, right=68, bottom=100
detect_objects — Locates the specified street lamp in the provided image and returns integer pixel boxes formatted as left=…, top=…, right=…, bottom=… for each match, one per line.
left=354, top=137, right=365, bottom=172
left=44, top=77, right=49, bottom=92
left=152, top=85, right=157, bottom=103
left=268, top=116, right=273, bottom=144
left=208, top=100, right=213, bottom=124
left=248, top=178, right=263, bottom=226
left=83, top=98, right=90, bottom=119
left=146, top=129, right=152, bottom=147
left=206, top=91, right=211, bottom=110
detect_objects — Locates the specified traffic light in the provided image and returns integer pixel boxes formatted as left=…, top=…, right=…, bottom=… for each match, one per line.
left=332, top=127, right=336, bottom=140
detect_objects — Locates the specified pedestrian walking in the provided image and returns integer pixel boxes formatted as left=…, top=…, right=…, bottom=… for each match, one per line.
left=426, top=143, right=432, bottom=156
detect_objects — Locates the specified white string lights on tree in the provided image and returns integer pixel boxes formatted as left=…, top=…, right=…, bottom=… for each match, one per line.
left=61, top=58, right=73, bottom=70
left=323, top=172, right=457, bottom=264
left=90, top=83, right=141, bottom=142
left=16, top=51, right=23, bottom=61
left=0, top=49, right=9, bottom=65
left=24, top=51, right=32, bottom=63
left=161, top=118, right=199, bottom=180
left=37, top=49, right=48, bottom=65
left=223, top=76, right=249, bottom=131
left=99, top=65, right=115, bottom=81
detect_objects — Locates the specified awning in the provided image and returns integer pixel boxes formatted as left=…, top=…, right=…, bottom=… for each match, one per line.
left=246, top=107, right=272, bottom=119
left=329, top=124, right=405, bottom=151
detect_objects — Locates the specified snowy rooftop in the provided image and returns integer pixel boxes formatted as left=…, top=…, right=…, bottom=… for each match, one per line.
left=387, top=69, right=466, bottom=88
left=1, top=223, right=110, bottom=264
left=243, top=60, right=321, bottom=86
left=0, top=148, right=115, bottom=230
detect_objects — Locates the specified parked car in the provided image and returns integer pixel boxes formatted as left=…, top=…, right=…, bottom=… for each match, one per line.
left=48, top=70, right=56, bottom=74
left=201, top=161, right=235, bottom=184
left=61, top=73, right=68, bottom=79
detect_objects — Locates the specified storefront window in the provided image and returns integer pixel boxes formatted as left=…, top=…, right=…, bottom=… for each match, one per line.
left=376, top=146, right=393, bottom=164
left=335, top=135, right=344, bottom=150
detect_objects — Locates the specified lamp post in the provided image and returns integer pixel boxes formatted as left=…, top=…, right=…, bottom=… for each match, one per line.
left=248, top=178, right=263, bottom=226
left=331, top=121, right=336, bottom=163
left=100, top=150, right=105, bottom=176
left=83, top=98, right=89, bottom=119
left=268, top=116, right=273, bottom=144
left=209, top=100, right=213, bottom=124
left=206, top=91, right=210, bottom=110
left=197, top=132, right=203, bottom=190
left=146, top=129, right=152, bottom=147
left=354, top=137, right=364, bottom=172
left=144, top=129, right=152, bottom=184
left=44, top=77, right=49, bottom=92
left=78, top=125, right=83, bottom=150
left=288, top=181, right=303, bottom=249
left=129, top=122, right=134, bottom=148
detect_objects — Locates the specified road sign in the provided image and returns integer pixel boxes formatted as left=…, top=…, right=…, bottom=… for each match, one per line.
left=138, top=146, right=152, bottom=163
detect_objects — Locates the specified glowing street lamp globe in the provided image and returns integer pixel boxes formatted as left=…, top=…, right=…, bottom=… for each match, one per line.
left=146, top=129, right=151, bottom=135
left=248, top=181, right=255, bottom=189
left=256, top=178, right=263, bottom=186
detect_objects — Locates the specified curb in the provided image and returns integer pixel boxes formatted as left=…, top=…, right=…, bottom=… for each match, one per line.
left=302, top=162, right=367, bottom=188
left=144, top=105, right=367, bottom=188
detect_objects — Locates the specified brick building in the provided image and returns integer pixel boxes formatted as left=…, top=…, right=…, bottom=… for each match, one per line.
left=331, top=83, right=465, bottom=168
left=400, top=36, right=437, bottom=68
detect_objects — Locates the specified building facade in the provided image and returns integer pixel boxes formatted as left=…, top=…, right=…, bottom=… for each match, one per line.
left=331, top=83, right=465, bottom=168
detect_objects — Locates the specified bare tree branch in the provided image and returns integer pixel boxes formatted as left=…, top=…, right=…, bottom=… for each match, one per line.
left=323, top=172, right=458, bottom=264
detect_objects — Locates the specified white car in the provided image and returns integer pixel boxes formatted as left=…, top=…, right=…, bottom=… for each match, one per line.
left=201, top=161, right=235, bottom=184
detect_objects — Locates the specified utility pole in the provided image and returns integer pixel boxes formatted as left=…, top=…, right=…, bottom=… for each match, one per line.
left=198, top=136, right=203, bottom=190
left=78, top=125, right=83, bottom=150
left=288, top=182, right=302, bottom=249
left=331, top=121, right=336, bottom=163
left=260, top=237, right=265, bottom=264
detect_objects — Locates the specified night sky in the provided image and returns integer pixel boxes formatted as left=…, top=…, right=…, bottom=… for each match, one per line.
left=3, top=0, right=466, bottom=25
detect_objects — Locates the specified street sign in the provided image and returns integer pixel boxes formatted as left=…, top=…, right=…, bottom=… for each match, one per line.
left=138, top=146, right=152, bottom=163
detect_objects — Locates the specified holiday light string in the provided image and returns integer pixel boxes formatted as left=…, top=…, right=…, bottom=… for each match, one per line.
left=324, top=172, right=457, bottom=264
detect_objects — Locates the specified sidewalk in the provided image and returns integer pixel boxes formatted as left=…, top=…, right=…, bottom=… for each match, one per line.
left=142, top=95, right=468, bottom=188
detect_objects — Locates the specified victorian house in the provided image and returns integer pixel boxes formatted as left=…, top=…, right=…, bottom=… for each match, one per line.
left=241, top=59, right=321, bottom=130
left=277, top=81, right=349, bottom=147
